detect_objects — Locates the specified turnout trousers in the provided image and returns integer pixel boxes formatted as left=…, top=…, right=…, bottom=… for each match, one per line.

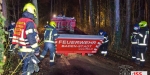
left=137, top=46, right=147, bottom=67
left=131, top=44, right=138, bottom=61
left=18, top=52, right=31, bottom=75
left=40, top=42, right=55, bottom=66
left=99, top=43, right=108, bottom=56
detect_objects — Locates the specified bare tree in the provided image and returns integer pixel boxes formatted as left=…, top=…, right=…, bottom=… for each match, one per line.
left=126, top=0, right=131, bottom=44
left=32, top=0, right=39, bottom=26
left=114, top=0, right=121, bottom=50
left=79, top=0, right=83, bottom=23
left=89, top=0, right=95, bottom=34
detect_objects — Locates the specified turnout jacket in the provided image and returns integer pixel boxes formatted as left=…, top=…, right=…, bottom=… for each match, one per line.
left=98, top=31, right=109, bottom=43
left=44, top=25, right=58, bottom=43
left=131, top=30, right=139, bottom=44
left=12, top=11, right=40, bottom=52
left=137, top=27, right=149, bottom=46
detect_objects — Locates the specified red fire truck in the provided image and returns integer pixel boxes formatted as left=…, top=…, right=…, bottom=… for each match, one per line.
left=51, top=16, right=76, bottom=33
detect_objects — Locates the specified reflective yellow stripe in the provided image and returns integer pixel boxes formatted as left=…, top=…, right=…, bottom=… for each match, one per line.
left=27, top=72, right=30, bottom=75
left=138, top=43, right=147, bottom=46
left=49, top=30, right=53, bottom=41
left=40, top=55, right=44, bottom=58
left=50, top=53, right=55, bottom=62
left=26, top=29, right=33, bottom=35
left=140, top=53, right=145, bottom=62
left=19, top=42, right=26, bottom=45
left=139, top=34, right=143, bottom=37
left=143, top=35, right=147, bottom=44
left=136, top=58, right=140, bottom=60
left=19, top=38, right=28, bottom=41
left=31, top=43, right=38, bottom=48
left=12, top=40, right=19, bottom=43
left=34, top=29, right=38, bottom=32
left=131, top=42, right=138, bottom=44
left=132, top=56, right=136, bottom=59
left=13, top=36, right=18, bottom=39
left=133, top=32, right=138, bottom=34
left=44, top=40, right=54, bottom=43
left=19, top=48, right=34, bottom=52
left=101, top=51, right=107, bottom=54
left=54, top=33, right=58, bottom=36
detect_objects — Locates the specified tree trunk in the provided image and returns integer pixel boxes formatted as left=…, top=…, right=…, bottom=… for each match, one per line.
left=50, top=0, right=53, bottom=18
left=98, top=0, right=101, bottom=29
left=2, top=0, right=7, bottom=25
left=140, top=0, right=145, bottom=20
left=79, top=0, right=83, bottom=23
left=86, top=0, right=89, bottom=25
left=89, top=0, right=95, bottom=34
left=32, top=0, right=39, bottom=26
left=114, top=0, right=121, bottom=50
left=126, top=0, right=131, bottom=44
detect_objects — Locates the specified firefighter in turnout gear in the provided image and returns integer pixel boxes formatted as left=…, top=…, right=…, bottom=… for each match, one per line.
left=137, top=21, right=149, bottom=67
left=130, top=24, right=140, bottom=63
left=8, top=21, right=16, bottom=52
left=40, top=21, right=58, bottom=67
left=12, top=3, right=40, bottom=75
left=98, top=30, right=109, bottom=56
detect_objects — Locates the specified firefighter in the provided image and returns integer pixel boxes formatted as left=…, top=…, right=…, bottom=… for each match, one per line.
left=39, top=21, right=58, bottom=67
left=8, top=21, right=16, bottom=52
left=8, top=21, right=15, bottom=42
left=44, top=21, right=49, bottom=28
left=12, top=3, right=40, bottom=75
left=130, top=24, right=140, bottom=63
left=57, top=11, right=65, bottom=17
left=98, top=29, right=109, bottom=56
left=137, top=21, right=149, bottom=67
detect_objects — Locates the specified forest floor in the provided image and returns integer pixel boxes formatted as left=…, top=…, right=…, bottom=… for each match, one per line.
left=32, top=52, right=150, bottom=75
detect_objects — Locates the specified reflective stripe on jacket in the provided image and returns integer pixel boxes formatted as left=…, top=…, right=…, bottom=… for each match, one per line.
left=44, top=26, right=58, bottom=43
left=12, top=18, right=40, bottom=52
left=137, top=27, right=149, bottom=46
left=131, top=31, right=138, bottom=44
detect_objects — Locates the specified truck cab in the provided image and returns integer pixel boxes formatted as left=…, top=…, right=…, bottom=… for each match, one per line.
left=51, top=16, right=76, bottom=33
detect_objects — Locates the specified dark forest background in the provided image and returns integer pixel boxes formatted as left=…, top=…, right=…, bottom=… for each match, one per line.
left=1, top=0, right=150, bottom=74
left=3, top=0, right=150, bottom=63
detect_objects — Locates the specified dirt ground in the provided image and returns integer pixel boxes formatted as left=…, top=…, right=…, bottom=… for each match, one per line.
left=31, top=52, right=150, bottom=75
left=33, top=53, right=118, bottom=75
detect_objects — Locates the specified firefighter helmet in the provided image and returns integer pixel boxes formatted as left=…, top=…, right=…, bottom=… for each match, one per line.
left=134, top=24, right=140, bottom=30
left=50, top=21, right=56, bottom=28
left=139, top=21, right=147, bottom=27
left=23, top=3, right=37, bottom=18
left=98, top=29, right=105, bottom=35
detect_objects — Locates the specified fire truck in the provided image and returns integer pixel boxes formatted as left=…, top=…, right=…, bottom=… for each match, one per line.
left=51, top=16, right=76, bottom=33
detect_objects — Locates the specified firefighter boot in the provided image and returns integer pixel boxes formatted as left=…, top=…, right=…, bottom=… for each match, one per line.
left=38, top=57, right=43, bottom=61
left=135, top=60, right=140, bottom=65
left=140, top=62, right=145, bottom=67
left=131, top=58, right=136, bottom=62
left=50, top=62, right=55, bottom=67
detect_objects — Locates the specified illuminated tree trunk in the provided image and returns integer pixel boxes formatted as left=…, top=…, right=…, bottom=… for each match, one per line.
left=86, top=0, right=89, bottom=25
left=114, top=0, right=121, bottom=50
left=89, top=0, right=95, bottom=34
left=32, top=0, right=39, bottom=26
left=125, top=0, right=131, bottom=44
